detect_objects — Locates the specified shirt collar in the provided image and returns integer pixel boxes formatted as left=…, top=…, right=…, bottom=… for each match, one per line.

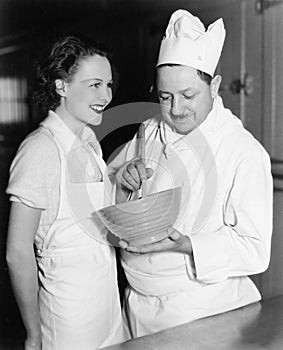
left=40, top=111, right=100, bottom=155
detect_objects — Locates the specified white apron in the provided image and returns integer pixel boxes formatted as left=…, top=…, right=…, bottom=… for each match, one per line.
left=36, top=122, right=127, bottom=350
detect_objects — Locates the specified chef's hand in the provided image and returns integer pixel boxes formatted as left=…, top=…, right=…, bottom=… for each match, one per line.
left=116, top=157, right=154, bottom=192
left=119, top=228, right=193, bottom=255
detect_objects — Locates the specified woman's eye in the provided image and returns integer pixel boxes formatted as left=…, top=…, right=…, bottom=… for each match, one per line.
left=107, top=82, right=113, bottom=88
left=90, top=83, right=101, bottom=88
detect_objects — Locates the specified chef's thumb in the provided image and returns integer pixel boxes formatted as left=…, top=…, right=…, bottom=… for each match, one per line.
left=168, top=228, right=181, bottom=241
left=119, top=239, right=129, bottom=249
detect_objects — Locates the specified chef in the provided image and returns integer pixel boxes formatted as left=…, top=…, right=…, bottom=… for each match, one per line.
left=109, top=9, right=273, bottom=338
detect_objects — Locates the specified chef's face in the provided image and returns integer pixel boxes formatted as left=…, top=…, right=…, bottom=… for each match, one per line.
left=156, top=65, right=221, bottom=135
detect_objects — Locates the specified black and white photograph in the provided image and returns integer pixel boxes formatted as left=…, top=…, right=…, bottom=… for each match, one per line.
left=0, top=0, right=283, bottom=349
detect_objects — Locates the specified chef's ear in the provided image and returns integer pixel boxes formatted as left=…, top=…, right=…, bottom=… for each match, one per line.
left=55, top=79, right=67, bottom=97
left=210, top=75, right=222, bottom=99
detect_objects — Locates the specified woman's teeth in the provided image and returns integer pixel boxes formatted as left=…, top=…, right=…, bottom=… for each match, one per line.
left=90, top=105, right=104, bottom=113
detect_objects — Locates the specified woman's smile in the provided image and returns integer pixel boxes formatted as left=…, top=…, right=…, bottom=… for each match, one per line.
left=90, top=104, right=106, bottom=114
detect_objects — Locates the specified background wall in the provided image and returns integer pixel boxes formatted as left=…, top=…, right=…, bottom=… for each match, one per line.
left=1, top=0, right=283, bottom=348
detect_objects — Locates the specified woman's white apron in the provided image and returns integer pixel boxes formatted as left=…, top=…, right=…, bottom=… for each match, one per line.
left=36, top=123, right=127, bottom=350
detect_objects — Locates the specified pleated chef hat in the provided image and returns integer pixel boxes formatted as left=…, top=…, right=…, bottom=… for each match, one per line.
left=156, top=9, right=226, bottom=76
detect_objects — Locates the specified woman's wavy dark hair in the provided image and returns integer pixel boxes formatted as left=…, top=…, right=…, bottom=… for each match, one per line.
left=33, top=34, right=112, bottom=111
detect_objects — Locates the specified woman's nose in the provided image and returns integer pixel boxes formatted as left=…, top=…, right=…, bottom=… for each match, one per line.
left=99, top=86, right=112, bottom=104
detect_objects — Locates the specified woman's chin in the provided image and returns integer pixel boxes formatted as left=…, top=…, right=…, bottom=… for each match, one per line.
left=87, top=114, right=102, bottom=126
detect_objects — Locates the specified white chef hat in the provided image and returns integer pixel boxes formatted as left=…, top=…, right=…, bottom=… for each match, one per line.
left=156, top=9, right=226, bottom=76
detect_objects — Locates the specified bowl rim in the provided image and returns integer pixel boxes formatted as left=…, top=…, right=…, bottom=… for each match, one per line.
left=98, top=185, right=182, bottom=213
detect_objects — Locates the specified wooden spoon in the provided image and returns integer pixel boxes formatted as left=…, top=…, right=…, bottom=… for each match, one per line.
left=138, top=123, right=146, bottom=198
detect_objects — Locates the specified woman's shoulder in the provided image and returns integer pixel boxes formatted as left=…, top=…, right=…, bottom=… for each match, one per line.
left=7, top=126, right=61, bottom=209
left=18, top=126, right=59, bottom=159
left=10, top=126, right=60, bottom=177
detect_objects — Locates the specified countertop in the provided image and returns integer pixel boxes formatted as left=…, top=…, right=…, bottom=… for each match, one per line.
left=102, top=295, right=283, bottom=349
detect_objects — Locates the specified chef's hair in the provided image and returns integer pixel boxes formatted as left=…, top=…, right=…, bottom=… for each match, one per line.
left=157, top=64, right=212, bottom=85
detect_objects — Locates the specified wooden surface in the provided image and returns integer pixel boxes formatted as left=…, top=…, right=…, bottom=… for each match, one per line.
left=103, top=295, right=283, bottom=350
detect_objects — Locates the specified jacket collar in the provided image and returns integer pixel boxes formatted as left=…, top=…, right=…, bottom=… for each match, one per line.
left=159, top=96, right=238, bottom=152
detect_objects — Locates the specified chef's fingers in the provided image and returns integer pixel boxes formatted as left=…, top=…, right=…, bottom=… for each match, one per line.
left=134, top=159, right=148, bottom=182
left=122, top=159, right=148, bottom=191
left=116, top=158, right=153, bottom=192
left=121, top=173, right=139, bottom=191
left=122, top=165, right=141, bottom=191
left=126, top=238, right=174, bottom=254
left=116, top=157, right=139, bottom=191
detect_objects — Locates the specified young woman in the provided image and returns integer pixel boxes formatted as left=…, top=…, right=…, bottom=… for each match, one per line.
left=6, top=34, right=128, bottom=350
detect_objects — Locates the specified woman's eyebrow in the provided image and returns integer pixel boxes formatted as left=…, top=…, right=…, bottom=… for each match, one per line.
left=80, top=78, right=103, bottom=82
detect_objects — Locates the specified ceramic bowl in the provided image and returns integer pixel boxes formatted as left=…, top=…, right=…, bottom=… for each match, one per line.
left=96, top=186, right=182, bottom=246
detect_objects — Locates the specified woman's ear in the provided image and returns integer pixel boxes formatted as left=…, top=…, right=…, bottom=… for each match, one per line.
left=55, top=79, right=67, bottom=97
left=210, top=75, right=222, bottom=99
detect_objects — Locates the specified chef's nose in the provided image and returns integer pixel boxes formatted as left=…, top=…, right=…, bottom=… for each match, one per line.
left=171, top=97, right=183, bottom=116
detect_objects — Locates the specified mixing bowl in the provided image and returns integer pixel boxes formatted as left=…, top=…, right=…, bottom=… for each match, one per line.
left=96, top=186, right=182, bottom=246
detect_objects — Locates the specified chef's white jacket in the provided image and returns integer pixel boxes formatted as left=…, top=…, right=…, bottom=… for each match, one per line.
left=108, top=96, right=273, bottom=338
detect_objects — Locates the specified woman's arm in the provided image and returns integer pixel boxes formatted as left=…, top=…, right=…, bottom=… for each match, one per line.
left=6, top=202, right=42, bottom=349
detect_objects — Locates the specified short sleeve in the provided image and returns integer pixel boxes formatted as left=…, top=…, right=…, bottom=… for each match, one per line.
left=6, top=130, right=60, bottom=210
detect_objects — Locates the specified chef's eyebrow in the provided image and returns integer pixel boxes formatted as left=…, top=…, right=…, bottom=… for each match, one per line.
left=180, top=87, right=195, bottom=93
left=158, top=87, right=195, bottom=94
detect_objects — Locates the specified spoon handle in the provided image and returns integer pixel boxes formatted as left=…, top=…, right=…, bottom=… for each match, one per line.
left=138, top=123, right=146, bottom=198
